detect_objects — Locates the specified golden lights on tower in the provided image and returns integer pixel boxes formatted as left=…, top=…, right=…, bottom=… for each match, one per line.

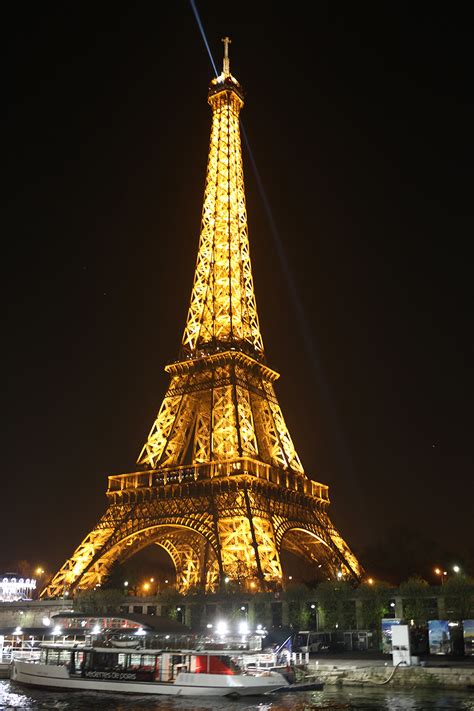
left=41, top=40, right=362, bottom=599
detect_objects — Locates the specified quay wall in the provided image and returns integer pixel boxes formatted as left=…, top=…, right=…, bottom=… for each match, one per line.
left=307, top=662, right=474, bottom=690
left=0, top=600, right=72, bottom=629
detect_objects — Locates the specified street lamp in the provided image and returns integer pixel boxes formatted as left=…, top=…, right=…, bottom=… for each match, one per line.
left=238, top=620, right=249, bottom=634
left=216, top=620, right=228, bottom=636
left=453, top=565, right=460, bottom=574
left=52, top=625, right=61, bottom=643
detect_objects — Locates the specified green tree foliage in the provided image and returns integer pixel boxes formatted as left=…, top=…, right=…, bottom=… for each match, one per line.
left=282, top=583, right=310, bottom=630
left=398, top=576, right=430, bottom=624
left=74, top=588, right=123, bottom=614
left=357, top=581, right=391, bottom=630
left=253, top=599, right=269, bottom=629
left=287, top=600, right=310, bottom=629
left=442, top=575, right=474, bottom=620
left=101, top=560, right=125, bottom=590
left=316, top=580, right=355, bottom=630
left=159, top=588, right=184, bottom=605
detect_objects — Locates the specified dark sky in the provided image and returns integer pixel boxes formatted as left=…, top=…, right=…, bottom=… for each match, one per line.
left=3, top=3, right=473, bottom=581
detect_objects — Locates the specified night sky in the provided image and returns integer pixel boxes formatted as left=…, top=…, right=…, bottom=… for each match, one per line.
left=3, top=3, right=473, bottom=583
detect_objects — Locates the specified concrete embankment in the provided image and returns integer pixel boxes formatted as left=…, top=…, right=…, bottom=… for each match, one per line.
left=305, top=661, right=474, bottom=690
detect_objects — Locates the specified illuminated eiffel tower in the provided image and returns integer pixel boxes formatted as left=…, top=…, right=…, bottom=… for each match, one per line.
left=42, top=40, right=362, bottom=598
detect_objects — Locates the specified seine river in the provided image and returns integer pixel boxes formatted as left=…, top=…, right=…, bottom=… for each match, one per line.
left=1, top=681, right=474, bottom=711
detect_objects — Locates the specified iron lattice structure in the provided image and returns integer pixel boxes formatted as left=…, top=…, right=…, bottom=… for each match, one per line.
left=42, top=41, right=362, bottom=599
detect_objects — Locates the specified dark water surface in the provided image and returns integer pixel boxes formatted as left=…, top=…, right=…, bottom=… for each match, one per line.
left=1, top=681, right=474, bottom=710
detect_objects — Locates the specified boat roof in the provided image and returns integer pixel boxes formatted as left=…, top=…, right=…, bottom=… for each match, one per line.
left=40, top=644, right=270, bottom=656
left=51, top=612, right=189, bottom=634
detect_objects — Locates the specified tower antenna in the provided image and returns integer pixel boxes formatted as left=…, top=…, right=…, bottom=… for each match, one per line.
left=222, top=36, right=231, bottom=75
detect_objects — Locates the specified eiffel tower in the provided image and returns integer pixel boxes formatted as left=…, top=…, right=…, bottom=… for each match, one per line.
left=42, top=39, right=362, bottom=599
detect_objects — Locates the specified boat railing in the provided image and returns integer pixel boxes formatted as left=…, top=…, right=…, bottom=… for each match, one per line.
left=10, top=650, right=41, bottom=661
left=291, top=651, right=310, bottom=666
left=241, top=650, right=309, bottom=669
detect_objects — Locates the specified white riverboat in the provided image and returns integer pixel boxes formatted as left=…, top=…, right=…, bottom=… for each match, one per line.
left=10, top=643, right=290, bottom=697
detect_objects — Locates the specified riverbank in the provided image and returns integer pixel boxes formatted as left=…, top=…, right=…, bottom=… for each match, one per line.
left=303, top=654, right=474, bottom=690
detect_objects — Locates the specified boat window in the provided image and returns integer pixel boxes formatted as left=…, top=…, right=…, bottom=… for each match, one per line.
left=128, top=653, right=142, bottom=669
left=59, top=650, right=71, bottom=665
left=82, top=651, right=94, bottom=670
left=229, top=656, right=242, bottom=673
left=73, top=651, right=85, bottom=667
left=218, top=655, right=239, bottom=673
left=118, top=653, right=126, bottom=667
left=141, top=654, right=157, bottom=671
left=195, top=654, right=236, bottom=674
left=47, top=649, right=60, bottom=665
left=93, top=652, right=119, bottom=671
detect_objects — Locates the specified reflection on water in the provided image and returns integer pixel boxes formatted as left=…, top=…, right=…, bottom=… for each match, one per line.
left=1, top=681, right=474, bottom=710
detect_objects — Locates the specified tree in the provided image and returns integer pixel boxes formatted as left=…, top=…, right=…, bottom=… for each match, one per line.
left=357, top=581, right=391, bottom=630
left=398, top=576, right=430, bottom=624
left=315, top=580, right=354, bottom=630
left=101, top=560, right=125, bottom=590
left=74, top=589, right=123, bottom=614
left=286, top=583, right=310, bottom=620
left=442, top=575, right=474, bottom=620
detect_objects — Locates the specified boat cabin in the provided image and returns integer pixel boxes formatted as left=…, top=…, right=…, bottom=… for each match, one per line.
left=39, top=645, right=243, bottom=683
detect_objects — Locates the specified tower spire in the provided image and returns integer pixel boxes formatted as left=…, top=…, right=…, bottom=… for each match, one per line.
left=222, top=36, right=231, bottom=76
left=182, top=37, right=262, bottom=360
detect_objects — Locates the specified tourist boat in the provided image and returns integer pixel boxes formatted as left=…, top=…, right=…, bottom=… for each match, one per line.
left=10, top=643, right=291, bottom=697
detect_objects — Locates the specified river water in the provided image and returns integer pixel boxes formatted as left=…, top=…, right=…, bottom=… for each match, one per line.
left=1, top=681, right=474, bottom=711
